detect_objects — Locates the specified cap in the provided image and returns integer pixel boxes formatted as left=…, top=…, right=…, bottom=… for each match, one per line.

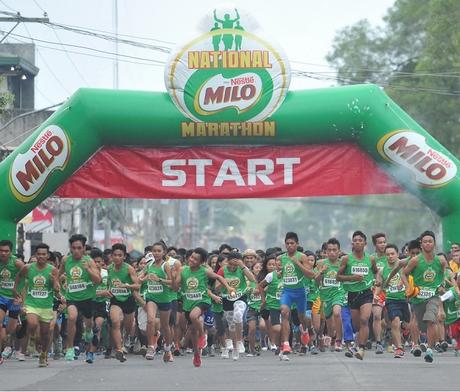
left=243, top=249, right=257, bottom=257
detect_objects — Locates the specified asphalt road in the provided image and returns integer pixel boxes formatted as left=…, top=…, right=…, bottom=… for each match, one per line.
left=2, top=348, right=458, bottom=391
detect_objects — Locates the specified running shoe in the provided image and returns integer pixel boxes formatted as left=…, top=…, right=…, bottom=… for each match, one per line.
left=311, top=346, right=319, bottom=355
left=365, top=340, right=372, bottom=350
left=16, top=351, right=26, bottom=361
left=163, top=351, right=174, bottom=363
left=201, top=348, right=208, bottom=357
left=420, top=343, right=428, bottom=352
left=375, top=343, right=384, bottom=354
left=300, top=328, right=310, bottom=346
left=412, top=345, right=422, bottom=357
left=441, top=341, right=449, bottom=352
left=355, top=348, right=365, bottom=360
left=115, top=350, right=127, bottom=363
left=232, top=349, right=239, bottom=361
left=92, top=327, right=100, bottom=348
left=387, top=344, right=395, bottom=353
left=281, top=343, right=292, bottom=355
left=193, top=352, right=201, bottom=367
left=104, top=348, right=112, bottom=359
left=274, top=347, right=280, bottom=356
left=454, top=349, right=460, bottom=357
left=345, top=346, right=356, bottom=358
left=198, top=334, right=207, bottom=350
left=85, top=352, right=94, bottom=364
left=221, top=348, right=229, bottom=359
left=209, top=346, right=216, bottom=357
left=394, top=347, right=405, bottom=358
left=2, top=346, right=12, bottom=359
left=237, top=341, right=246, bottom=354
left=335, top=342, right=343, bottom=352
left=299, top=346, right=308, bottom=356
left=39, top=352, right=47, bottom=368
left=172, top=348, right=181, bottom=357
left=246, top=351, right=256, bottom=357
left=65, top=347, right=75, bottom=361
left=279, top=352, right=290, bottom=361
left=145, top=346, right=156, bottom=360
left=424, top=348, right=433, bottom=363
left=434, top=343, right=443, bottom=353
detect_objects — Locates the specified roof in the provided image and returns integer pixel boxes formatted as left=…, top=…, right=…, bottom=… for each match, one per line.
left=0, top=52, right=39, bottom=75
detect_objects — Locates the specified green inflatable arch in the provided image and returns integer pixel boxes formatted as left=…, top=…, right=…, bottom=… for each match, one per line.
left=1, top=84, right=459, bottom=249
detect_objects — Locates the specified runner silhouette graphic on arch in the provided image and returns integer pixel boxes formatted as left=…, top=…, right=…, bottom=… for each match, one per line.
left=210, top=22, right=222, bottom=51
left=234, top=21, right=244, bottom=50
left=213, top=8, right=240, bottom=50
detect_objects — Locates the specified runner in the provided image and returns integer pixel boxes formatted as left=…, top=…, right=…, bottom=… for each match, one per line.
left=440, top=272, right=460, bottom=356
left=0, top=239, right=24, bottom=362
left=371, top=233, right=387, bottom=354
left=375, top=244, right=410, bottom=358
left=13, top=243, right=65, bottom=367
left=337, top=230, right=378, bottom=360
left=174, top=247, right=234, bottom=367
left=317, top=238, right=345, bottom=352
left=108, top=243, right=142, bottom=363
left=403, top=231, right=448, bottom=363
left=139, top=242, right=174, bottom=362
left=217, top=251, right=256, bottom=361
left=246, top=262, right=263, bottom=357
left=278, top=232, right=323, bottom=359
left=59, top=234, right=101, bottom=363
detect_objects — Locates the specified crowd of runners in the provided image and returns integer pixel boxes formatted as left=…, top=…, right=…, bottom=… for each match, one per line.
left=1, top=229, right=460, bottom=368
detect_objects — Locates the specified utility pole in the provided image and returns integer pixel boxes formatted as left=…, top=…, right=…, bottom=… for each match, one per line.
left=112, top=0, right=119, bottom=89
left=0, top=12, right=50, bottom=44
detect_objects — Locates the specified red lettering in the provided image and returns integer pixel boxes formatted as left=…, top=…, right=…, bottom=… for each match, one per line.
left=414, top=156, right=432, bottom=172
left=240, top=85, right=255, bottom=100
left=32, top=155, right=45, bottom=174
left=38, top=148, right=54, bottom=167
left=203, top=86, right=224, bottom=105
left=426, top=163, right=446, bottom=180
left=388, top=137, right=419, bottom=159
left=16, top=160, right=40, bottom=191
left=46, top=136, right=64, bottom=156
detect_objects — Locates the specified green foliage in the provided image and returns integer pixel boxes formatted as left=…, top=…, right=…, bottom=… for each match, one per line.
left=326, top=0, right=460, bottom=156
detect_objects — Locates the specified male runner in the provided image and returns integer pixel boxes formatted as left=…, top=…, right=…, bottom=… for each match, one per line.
left=371, top=233, right=387, bottom=354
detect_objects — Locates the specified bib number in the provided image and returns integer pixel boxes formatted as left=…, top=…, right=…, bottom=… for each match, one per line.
left=1, top=281, right=14, bottom=289
left=111, top=287, right=129, bottom=296
left=351, top=266, right=369, bottom=276
left=185, top=292, right=202, bottom=301
left=323, top=278, right=340, bottom=287
left=148, top=282, right=164, bottom=294
left=417, top=288, right=435, bottom=299
left=31, top=290, right=48, bottom=298
left=250, top=293, right=261, bottom=302
left=283, top=276, right=298, bottom=285
left=68, top=282, right=87, bottom=293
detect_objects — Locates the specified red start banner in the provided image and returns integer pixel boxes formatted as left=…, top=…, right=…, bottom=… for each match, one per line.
left=55, top=144, right=402, bottom=199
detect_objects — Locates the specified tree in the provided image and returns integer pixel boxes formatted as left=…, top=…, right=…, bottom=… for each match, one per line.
left=326, top=0, right=460, bottom=156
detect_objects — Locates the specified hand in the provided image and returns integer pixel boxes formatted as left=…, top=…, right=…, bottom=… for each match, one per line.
left=227, top=287, right=236, bottom=297
left=82, top=261, right=90, bottom=271
left=238, top=260, right=245, bottom=268
left=319, top=264, right=328, bottom=273
left=60, top=296, right=67, bottom=305
left=149, top=273, right=160, bottom=282
left=354, top=275, right=363, bottom=282
left=215, top=296, right=223, bottom=304
left=13, top=296, right=22, bottom=305
left=438, top=286, right=446, bottom=295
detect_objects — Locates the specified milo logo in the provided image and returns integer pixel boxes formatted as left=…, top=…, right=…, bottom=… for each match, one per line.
left=0, top=269, right=11, bottom=279
left=187, top=277, right=199, bottom=291
left=33, top=275, right=46, bottom=288
left=284, top=263, right=295, bottom=276
left=70, top=266, right=82, bottom=280
left=226, top=277, right=241, bottom=288
left=423, top=269, right=436, bottom=283
left=165, top=5, right=290, bottom=123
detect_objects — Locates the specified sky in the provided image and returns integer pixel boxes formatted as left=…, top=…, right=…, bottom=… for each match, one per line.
left=0, top=0, right=394, bottom=109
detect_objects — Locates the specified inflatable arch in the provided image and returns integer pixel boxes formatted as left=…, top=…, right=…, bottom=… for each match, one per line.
left=0, top=7, right=459, bottom=249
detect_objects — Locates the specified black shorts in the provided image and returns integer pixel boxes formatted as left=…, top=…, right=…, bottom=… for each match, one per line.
left=184, top=303, right=210, bottom=324
left=386, top=300, right=410, bottom=323
left=347, top=289, right=373, bottom=310
left=110, top=296, right=136, bottom=315
left=246, top=308, right=260, bottom=322
left=261, top=308, right=281, bottom=325
left=93, top=301, right=108, bottom=320
left=146, top=299, right=172, bottom=312
left=169, top=300, right=178, bottom=326
left=67, top=299, right=95, bottom=319
left=223, top=295, right=247, bottom=311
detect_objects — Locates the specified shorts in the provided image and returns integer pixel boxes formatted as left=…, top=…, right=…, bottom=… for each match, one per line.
left=223, top=296, right=247, bottom=312
left=0, top=295, right=21, bottom=319
left=322, top=296, right=344, bottom=319
left=280, top=287, right=307, bottom=314
left=261, top=308, right=281, bottom=325
left=169, top=300, right=177, bottom=326
left=184, top=303, right=210, bottom=325
left=412, top=296, right=441, bottom=333
left=146, top=299, right=172, bottom=312
left=203, top=310, right=214, bottom=327
left=310, top=298, right=321, bottom=315
left=347, top=289, right=373, bottom=310
left=24, top=305, right=54, bottom=323
left=246, top=308, right=260, bottom=322
left=110, top=296, right=136, bottom=315
left=137, top=306, right=148, bottom=332
left=67, top=298, right=95, bottom=319
left=386, top=299, right=410, bottom=323
left=93, top=301, right=108, bottom=320
left=213, top=311, right=226, bottom=336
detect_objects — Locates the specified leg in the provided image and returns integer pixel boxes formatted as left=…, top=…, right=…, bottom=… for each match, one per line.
left=358, top=303, right=372, bottom=347
left=248, top=319, right=256, bottom=354
left=280, top=305, right=291, bottom=345
left=372, top=305, right=383, bottom=344
left=109, top=305, right=124, bottom=352
left=65, top=305, right=78, bottom=350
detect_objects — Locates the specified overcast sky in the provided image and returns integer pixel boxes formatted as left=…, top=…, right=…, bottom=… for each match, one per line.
left=1, top=0, right=394, bottom=109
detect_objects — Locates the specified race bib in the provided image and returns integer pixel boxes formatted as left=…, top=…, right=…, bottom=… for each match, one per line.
left=1, top=281, right=14, bottom=289
left=283, top=276, right=299, bottom=285
left=111, top=287, right=129, bottom=296
left=148, top=282, right=164, bottom=294
left=323, top=278, right=340, bottom=287
left=227, top=290, right=243, bottom=301
left=417, top=287, right=435, bottom=299
left=250, top=293, right=261, bottom=302
left=351, top=265, right=369, bottom=276
left=185, top=292, right=202, bottom=301
left=68, top=282, right=87, bottom=293
left=31, top=289, right=48, bottom=299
